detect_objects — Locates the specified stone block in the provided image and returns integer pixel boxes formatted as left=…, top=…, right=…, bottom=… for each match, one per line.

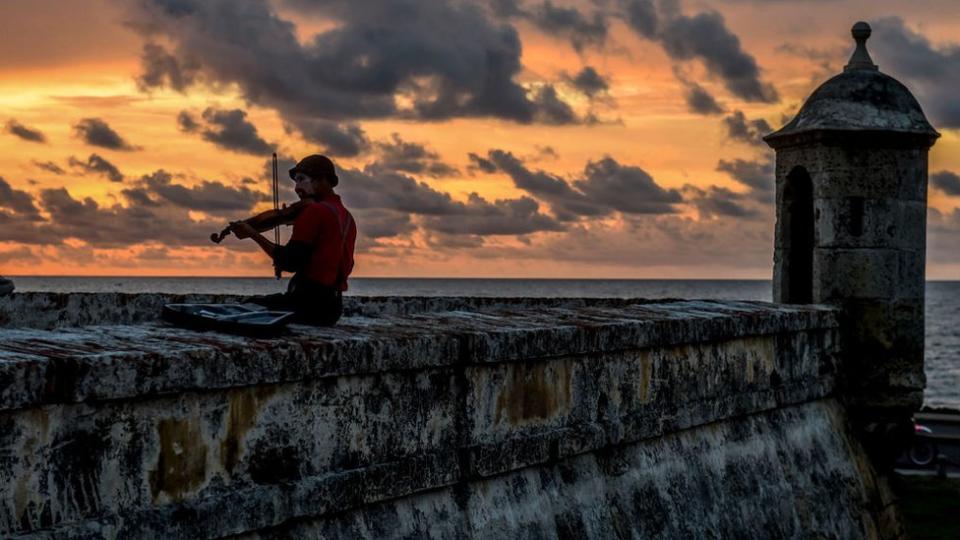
left=815, top=199, right=926, bottom=251
left=813, top=248, right=900, bottom=301
left=0, top=277, right=12, bottom=296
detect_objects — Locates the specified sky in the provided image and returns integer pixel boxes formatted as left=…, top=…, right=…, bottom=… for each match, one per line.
left=0, top=0, right=958, bottom=278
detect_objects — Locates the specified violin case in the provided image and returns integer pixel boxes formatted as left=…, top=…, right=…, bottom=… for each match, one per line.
left=162, top=303, right=295, bottom=336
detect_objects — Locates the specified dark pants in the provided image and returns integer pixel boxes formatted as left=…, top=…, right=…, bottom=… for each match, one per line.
left=249, top=276, right=343, bottom=326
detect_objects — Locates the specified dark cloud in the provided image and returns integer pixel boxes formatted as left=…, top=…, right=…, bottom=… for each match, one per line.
left=373, top=134, right=459, bottom=177
left=32, top=187, right=217, bottom=247
left=32, top=160, right=66, bottom=175
left=296, top=120, right=370, bottom=158
left=335, top=164, right=563, bottom=238
left=423, top=193, right=564, bottom=236
left=870, top=17, right=960, bottom=128
left=484, top=149, right=605, bottom=220
left=574, top=157, right=683, bottom=214
left=72, top=117, right=140, bottom=151
left=567, top=66, right=610, bottom=98
left=176, top=107, right=274, bottom=156
left=177, top=110, right=200, bottom=132
left=621, top=0, right=658, bottom=38
left=723, top=110, right=772, bottom=146
left=468, top=152, right=499, bottom=174
left=684, top=83, right=724, bottom=115
left=716, top=157, right=774, bottom=198
left=68, top=154, right=125, bottom=183
left=126, top=0, right=576, bottom=133
left=932, top=171, right=960, bottom=196
left=684, top=184, right=759, bottom=219
left=477, top=149, right=680, bottom=219
left=618, top=1, right=778, bottom=104
left=126, top=170, right=269, bottom=215
left=339, top=167, right=463, bottom=216
left=137, top=42, right=198, bottom=92
left=0, top=177, right=41, bottom=219
left=351, top=208, right=415, bottom=239
left=526, top=1, right=609, bottom=52
left=658, top=11, right=778, bottom=103
left=5, top=119, right=47, bottom=143
left=532, top=84, right=578, bottom=124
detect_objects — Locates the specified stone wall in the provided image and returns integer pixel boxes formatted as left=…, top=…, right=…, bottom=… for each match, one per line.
left=0, top=294, right=899, bottom=538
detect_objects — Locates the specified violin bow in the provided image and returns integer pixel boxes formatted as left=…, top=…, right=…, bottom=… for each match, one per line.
left=272, top=153, right=281, bottom=279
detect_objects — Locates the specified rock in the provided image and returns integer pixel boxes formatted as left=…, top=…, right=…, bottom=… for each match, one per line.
left=0, top=276, right=13, bottom=296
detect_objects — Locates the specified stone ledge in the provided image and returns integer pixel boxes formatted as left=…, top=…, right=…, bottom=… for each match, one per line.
left=0, top=299, right=838, bottom=412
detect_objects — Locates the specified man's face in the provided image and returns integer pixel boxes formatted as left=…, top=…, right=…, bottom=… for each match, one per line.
left=293, top=172, right=317, bottom=198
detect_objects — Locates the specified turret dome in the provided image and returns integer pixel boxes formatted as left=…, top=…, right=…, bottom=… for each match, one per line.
left=765, top=22, right=939, bottom=146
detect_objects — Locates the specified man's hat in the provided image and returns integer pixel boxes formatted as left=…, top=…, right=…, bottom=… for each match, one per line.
left=289, top=154, right=338, bottom=186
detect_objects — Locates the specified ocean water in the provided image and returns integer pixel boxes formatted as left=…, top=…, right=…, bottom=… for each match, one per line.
left=8, top=277, right=960, bottom=411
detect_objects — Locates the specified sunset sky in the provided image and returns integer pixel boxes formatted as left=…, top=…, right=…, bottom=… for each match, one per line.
left=0, top=0, right=958, bottom=278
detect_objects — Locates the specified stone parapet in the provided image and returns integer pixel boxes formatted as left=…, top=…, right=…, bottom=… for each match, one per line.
left=0, top=296, right=843, bottom=538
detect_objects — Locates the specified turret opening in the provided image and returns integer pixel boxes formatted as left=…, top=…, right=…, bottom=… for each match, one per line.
left=782, top=166, right=814, bottom=303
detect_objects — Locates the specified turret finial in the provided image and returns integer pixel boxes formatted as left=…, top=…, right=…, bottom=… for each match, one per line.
left=845, top=21, right=878, bottom=72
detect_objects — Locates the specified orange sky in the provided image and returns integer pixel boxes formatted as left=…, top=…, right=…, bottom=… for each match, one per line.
left=0, top=0, right=958, bottom=278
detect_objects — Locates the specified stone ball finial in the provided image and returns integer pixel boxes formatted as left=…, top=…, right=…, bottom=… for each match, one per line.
left=846, top=21, right=878, bottom=72
left=852, top=21, right=871, bottom=41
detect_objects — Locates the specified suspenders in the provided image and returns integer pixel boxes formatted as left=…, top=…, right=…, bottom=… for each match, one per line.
left=318, top=201, right=354, bottom=290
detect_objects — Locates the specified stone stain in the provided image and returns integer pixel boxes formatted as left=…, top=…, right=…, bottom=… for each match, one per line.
left=639, top=352, right=652, bottom=404
left=220, top=386, right=277, bottom=475
left=149, top=418, right=208, bottom=501
left=495, top=361, right=572, bottom=425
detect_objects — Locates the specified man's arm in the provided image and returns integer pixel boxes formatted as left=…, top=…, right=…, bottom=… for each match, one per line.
left=232, top=223, right=277, bottom=258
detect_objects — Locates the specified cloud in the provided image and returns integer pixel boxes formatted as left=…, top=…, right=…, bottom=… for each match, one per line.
left=932, top=171, right=960, bottom=196
left=125, top=0, right=577, bottom=132
left=526, top=1, right=609, bottom=52
left=617, top=1, right=778, bottom=103
left=33, top=187, right=217, bottom=247
left=124, top=170, right=269, bottom=215
left=68, top=154, right=125, bottom=183
left=657, top=11, right=778, bottom=103
left=295, top=120, right=370, bottom=158
left=566, top=66, right=610, bottom=98
left=468, top=152, right=499, bottom=174
left=723, top=110, right=772, bottom=146
left=477, top=149, right=681, bottom=219
left=684, top=184, right=759, bottom=219
left=72, top=117, right=140, bottom=151
left=621, top=0, right=658, bottom=38
left=137, top=42, right=198, bottom=92
left=5, top=119, right=47, bottom=143
left=684, top=83, right=724, bottom=115
left=532, top=84, right=578, bottom=124
left=372, top=134, right=459, bottom=177
left=716, top=157, right=774, bottom=199
left=336, top=163, right=562, bottom=238
left=350, top=208, right=415, bottom=239
left=869, top=17, right=960, bottom=128
left=177, top=108, right=274, bottom=156
left=32, top=160, right=66, bottom=175
left=0, top=177, right=41, bottom=220
left=422, top=193, right=564, bottom=236
left=574, top=157, right=683, bottom=214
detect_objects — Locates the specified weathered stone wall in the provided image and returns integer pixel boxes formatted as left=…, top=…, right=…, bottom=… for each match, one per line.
left=0, top=294, right=898, bottom=538
left=773, top=142, right=927, bottom=415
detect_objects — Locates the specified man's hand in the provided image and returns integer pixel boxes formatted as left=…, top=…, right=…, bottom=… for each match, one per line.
left=230, top=221, right=258, bottom=239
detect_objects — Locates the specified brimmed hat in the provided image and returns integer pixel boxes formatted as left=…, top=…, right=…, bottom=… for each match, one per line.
left=289, top=154, right=338, bottom=186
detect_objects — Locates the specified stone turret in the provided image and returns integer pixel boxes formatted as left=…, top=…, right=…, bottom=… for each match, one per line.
left=765, top=22, right=939, bottom=459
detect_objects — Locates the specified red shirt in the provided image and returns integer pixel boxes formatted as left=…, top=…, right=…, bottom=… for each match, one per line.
left=288, top=194, right=357, bottom=290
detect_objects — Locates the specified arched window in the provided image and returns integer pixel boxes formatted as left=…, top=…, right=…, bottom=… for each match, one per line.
left=781, top=167, right=814, bottom=303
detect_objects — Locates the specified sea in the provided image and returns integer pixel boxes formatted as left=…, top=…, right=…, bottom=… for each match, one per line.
left=8, top=277, right=960, bottom=412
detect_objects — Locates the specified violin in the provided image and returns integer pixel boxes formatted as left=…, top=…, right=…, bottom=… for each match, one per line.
left=209, top=199, right=310, bottom=244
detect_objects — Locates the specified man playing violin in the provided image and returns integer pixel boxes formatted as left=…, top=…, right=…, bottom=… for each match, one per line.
left=230, top=154, right=357, bottom=325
